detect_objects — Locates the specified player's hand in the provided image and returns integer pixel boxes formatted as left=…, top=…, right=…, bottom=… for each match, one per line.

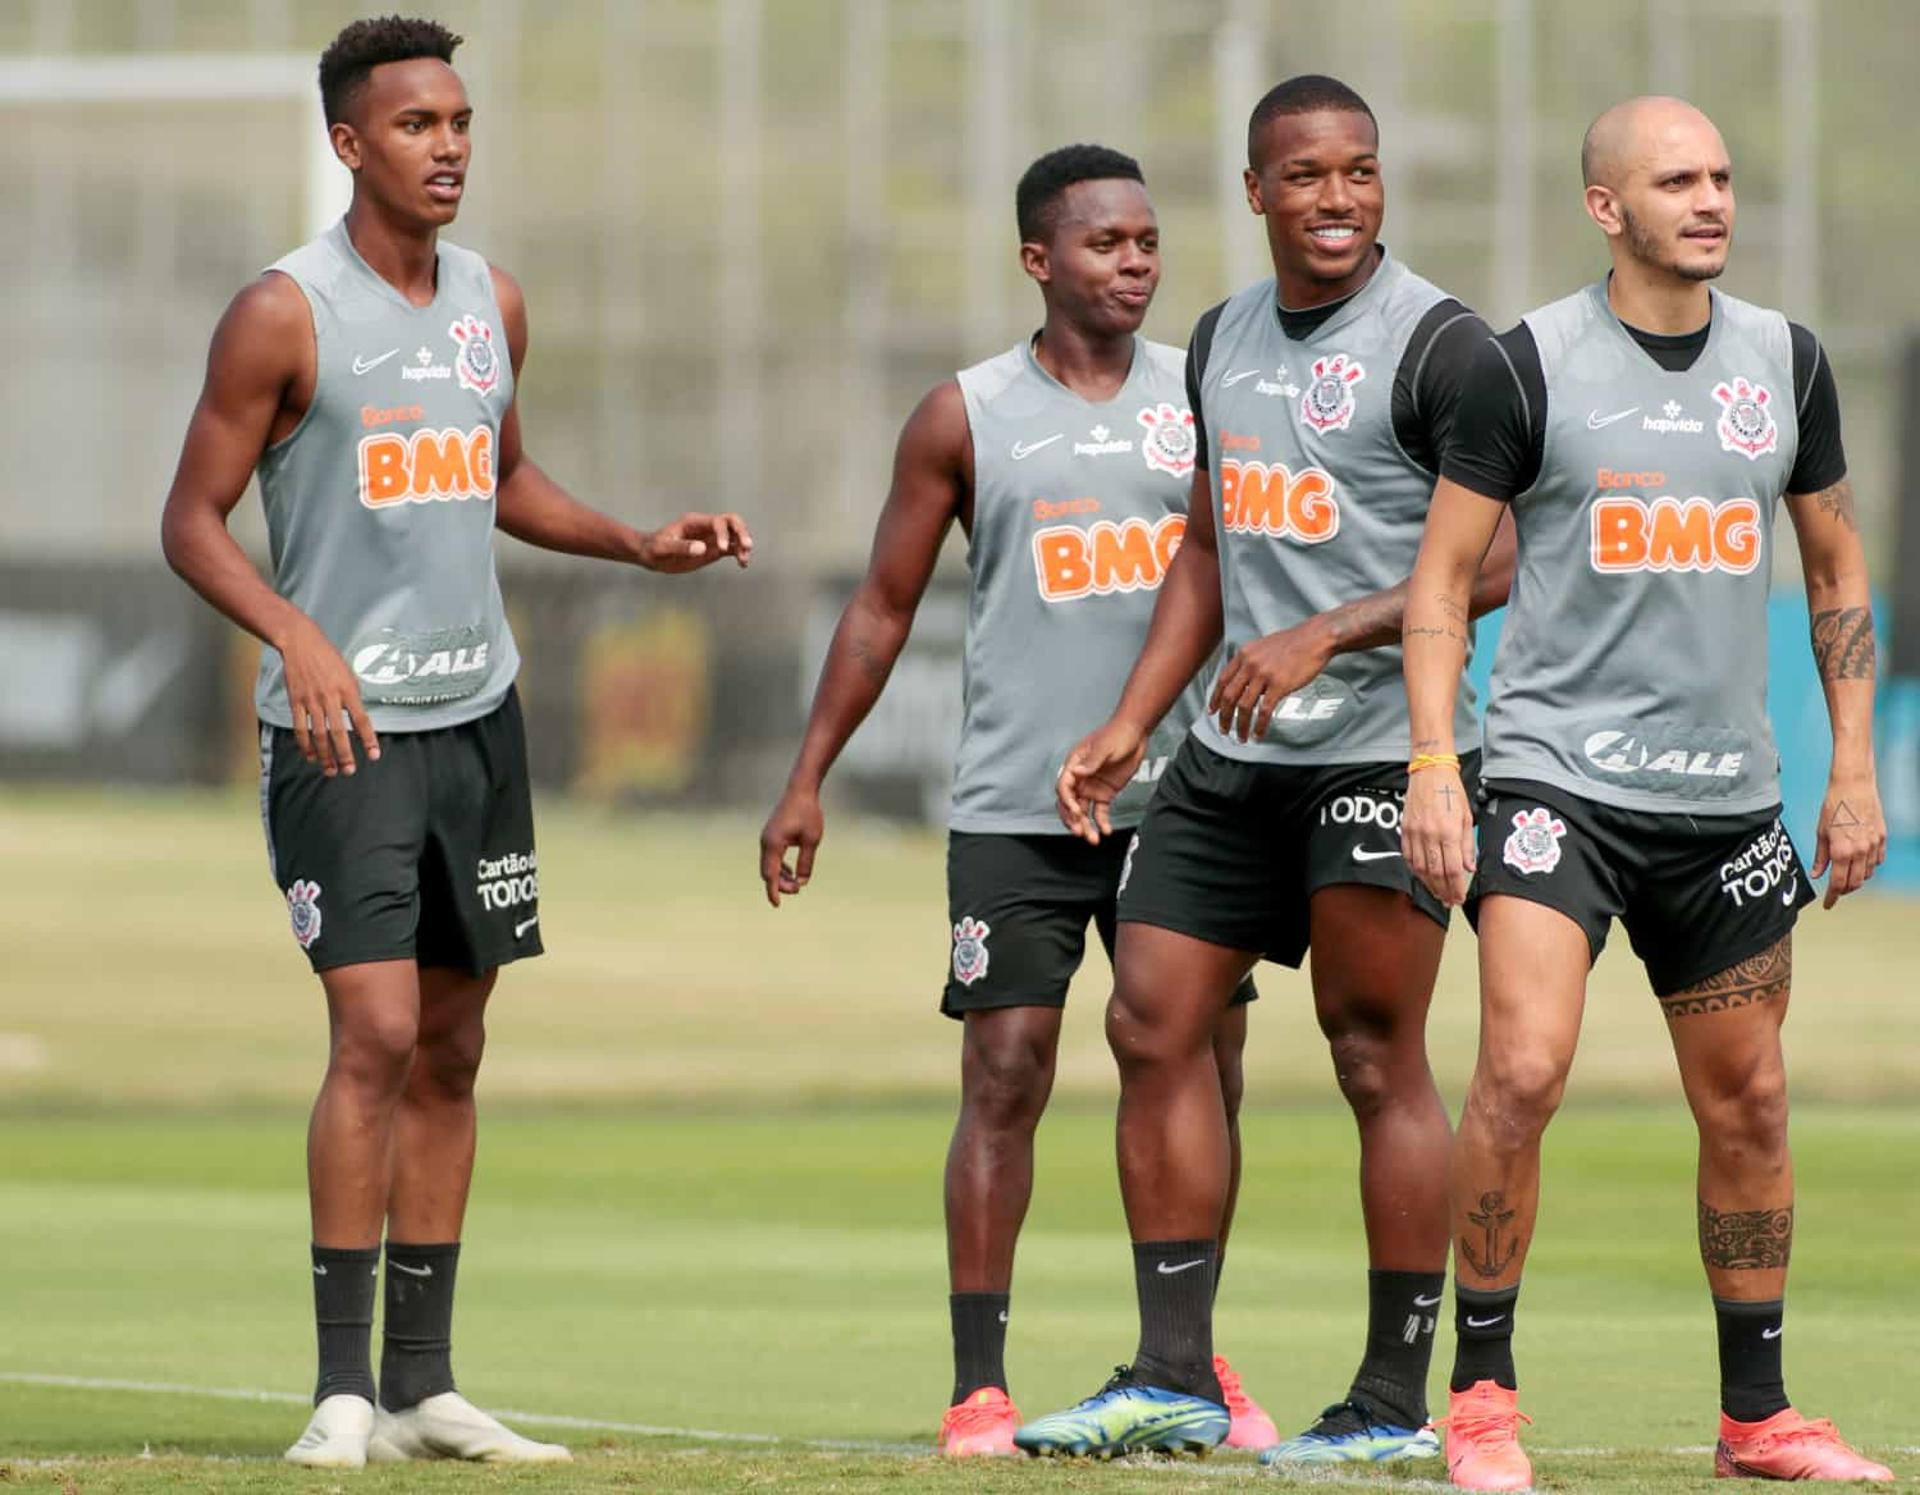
left=1208, top=620, right=1333, bottom=742
left=639, top=512, right=754, bottom=573
left=1057, top=720, right=1147, bottom=845
left=1812, top=774, right=1886, bottom=909
left=759, top=783, right=824, bottom=907
left=278, top=615, right=379, bottom=778
left=1402, top=762, right=1474, bottom=906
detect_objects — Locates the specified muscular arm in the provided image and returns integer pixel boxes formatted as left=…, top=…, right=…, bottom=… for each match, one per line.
left=489, top=266, right=749, bottom=570
left=1107, top=466, right=1225, bottom=735
left=159, top=274, right=377, bottom=774
left=1784, top=474, right=1885, bottom=905
left=758, top=382, right=967, bottom=901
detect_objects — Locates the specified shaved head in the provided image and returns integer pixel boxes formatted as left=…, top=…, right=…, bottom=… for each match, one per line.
left=1581, top=96, right=1723, bottom=188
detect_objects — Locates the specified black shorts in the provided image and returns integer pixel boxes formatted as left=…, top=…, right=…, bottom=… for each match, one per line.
left=1114, top=736, right=1470, bottom=968
left=943, top=830, right=1257, bottom=1018
left=1465, top=779, right=1813, bottom=996
left=259, top=687, right=543, bottom=977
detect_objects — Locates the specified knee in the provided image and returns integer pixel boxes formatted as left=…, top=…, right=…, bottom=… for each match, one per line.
left=411, top=1016, right=487, bottom=1103
left=1324, top=1029, right=1397, bottom=1122
left=1213, top=1046, right=1245, bottom=1125
left=329, top=1008, right=419, bottom=1096
left=1696, top=1067, right=1789, bottom=1156
left=961, top=1032, right=1052, bottom=1133
left=1468, top=1050, right=1569, bottom=1143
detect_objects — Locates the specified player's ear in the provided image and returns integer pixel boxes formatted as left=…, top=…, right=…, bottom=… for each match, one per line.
left=1020, top=239, right=1050, bottom=286
left=1584, top=183, right=1623, bottom=238
left=1243, top=166, right=1265, bottom=216
left=330, top=121, right=363, bottom=172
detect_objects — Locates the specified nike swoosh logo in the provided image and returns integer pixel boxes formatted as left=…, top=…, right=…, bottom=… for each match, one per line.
left=514, top=915, right=539, bottom=938
left=1010, top=434, right=1064, bottom=460
left=1413, top=1293, right=1443, bottom=1308
left=312, top=1265, right=327, bottom=1276
left=352, top=348, right=401, bottom=375
left=1351, top=847, right=1402, bottom=862
left=1464, top=1314, right=1506, bottom=1329
left=1585, top=406, right=1639, bottom=430
left=390, top=1261, right=433, bottom=1278
left=1220, top=369, right=1260, bottom=386
left=1761, top=1326, right=1783, bottom=1339
left=1156, top=1258, right=1208, bottom=1276
left=1780, top=877, right=1799, bottom=906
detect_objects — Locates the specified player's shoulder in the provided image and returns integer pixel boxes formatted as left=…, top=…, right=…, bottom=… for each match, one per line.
left=1213, top=277, right=1276, bottom=335
left=954, top=341, right=1031, bottom=409
left=1138, top=337, right=1187, bottom=384
left=1517, top=282, right=1604, bottom=364
left=223, top=268, right=314, bottom=349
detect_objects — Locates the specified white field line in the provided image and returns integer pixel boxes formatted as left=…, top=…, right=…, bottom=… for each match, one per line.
left=3, top=1372, right=1916, bottom=1465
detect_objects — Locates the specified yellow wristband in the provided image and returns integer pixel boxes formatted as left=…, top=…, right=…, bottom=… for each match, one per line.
left=1407, top=753, right=1461, bottom=774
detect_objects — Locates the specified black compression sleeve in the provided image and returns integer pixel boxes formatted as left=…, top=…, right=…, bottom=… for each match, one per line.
left=1439, top=324, right=1544, bottom=501
left=1391, top=299, right=1492, bottom=475
left=1787, top=322, right=1847, bottom=494
left=1186, top=302, right=1226, bottom=471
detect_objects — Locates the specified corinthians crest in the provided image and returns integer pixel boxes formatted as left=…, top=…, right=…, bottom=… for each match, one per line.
left=1136, top=402, right=1195, bottom=477
left=1299, top=353, right=1365, bottom=433
left=1502, top=807, right=1567, bottom=876
left=951, top=916, right=991, bottom=986
left=1711, top=376, right=1778, bottom=460
left=450, top=313, right=501, bottom=397
left=286, top=879, right=324, bottom=950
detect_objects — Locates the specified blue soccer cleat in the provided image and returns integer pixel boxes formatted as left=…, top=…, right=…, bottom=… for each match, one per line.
left=1259, top=1398, right=1442, bottom=1466
left=1014, top=1366, right=1229, bottom=1459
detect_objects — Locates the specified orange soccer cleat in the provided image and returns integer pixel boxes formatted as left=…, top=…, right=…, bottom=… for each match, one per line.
left=938, top=1385, right=1021, bottom=1457
left=1714, top=1408, right=1894, bottom=1482
left=1213, top=1354, right=1279, bottom=1450
left=1440, top=1381, right=1533, bottom=1491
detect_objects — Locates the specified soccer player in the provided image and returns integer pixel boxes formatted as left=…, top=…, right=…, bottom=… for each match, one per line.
left=1023, top=76, right=1514, bottom=1461
left=758, top=144, right=1273, bottom=1457
left=1400, top=96, right=1891, bottom=1489
left=159, top=17, right=750, bottom=1469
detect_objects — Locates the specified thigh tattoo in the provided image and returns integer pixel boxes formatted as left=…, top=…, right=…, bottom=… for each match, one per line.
left=1659, top=935, right=1791, bottom=1020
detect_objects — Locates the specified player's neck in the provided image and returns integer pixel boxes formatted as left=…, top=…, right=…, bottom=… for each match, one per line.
left=1271, top=243, right=1382, bottom=314
left=343, top=199, right=442, bottom=307
left=1604, top=263, right=1712, bottom=336
left=1032, top=319, right=1135, bottom=401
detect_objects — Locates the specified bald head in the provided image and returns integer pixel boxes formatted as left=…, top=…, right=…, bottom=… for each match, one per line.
left=1581, top=96, right=1723, bottom=188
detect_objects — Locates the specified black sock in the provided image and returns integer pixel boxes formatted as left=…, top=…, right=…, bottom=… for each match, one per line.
left=1450, top=1282, right=1519, bottom=1392
left=1212, top=1248, right=1226, bottom=1306
left=378, top=1241, right=460, bottom=1412
left=1714, top=1297, right=1789, bottom=1422
left=1349, top=1268, right=1445, bottom=1427
left=1131, top=1240, right=1221, bottom=1402
left=950, top=1292, right=1010, bottom=1404
left=311, top=1244, right=379, bottom=1404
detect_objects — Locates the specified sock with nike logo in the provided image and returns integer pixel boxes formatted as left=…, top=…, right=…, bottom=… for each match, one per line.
left=1350, top=1268, right=1446, bottom=1427
left=379, top=1241, right=460, bottom=1412
left=1450, top=1282, right=1520, bottom=1392
left=1713, top=1296, right=1789, bottom=1422
left=950, top=1292, right=1011, bottom=1405
left=311, top=1243, right=379, bottom=1404
left=1131, top=1239, right=1222, bottom=1403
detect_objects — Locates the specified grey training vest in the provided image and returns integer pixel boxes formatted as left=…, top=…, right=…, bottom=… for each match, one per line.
left=254, top=219, right=519, bottom=732
left=951, top=336, right=1206, bottom=833
left=1484, top=283, right=1798, bottom=814
left=1196, top=252, right=1480, bottom=764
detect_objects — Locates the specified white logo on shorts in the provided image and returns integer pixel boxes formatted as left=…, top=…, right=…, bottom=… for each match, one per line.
left=1502, top=807, right=1567, bottom=876
left=286, top=879, right=323, bottom=949
left=952, top=916, right=991, bottom=987
left=1118, top=834, right=1140, bottom=897
left=1719, top=820, right=1797, bottom=909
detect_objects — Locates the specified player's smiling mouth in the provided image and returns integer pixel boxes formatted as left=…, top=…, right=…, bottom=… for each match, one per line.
left=1307, top=223, right=1360, bottom=244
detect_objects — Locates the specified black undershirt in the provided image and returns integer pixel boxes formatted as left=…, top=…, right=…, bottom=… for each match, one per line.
left=1185, top=281, right=1491, bottom=477
left=1441, top=313, right=1846, bottom=501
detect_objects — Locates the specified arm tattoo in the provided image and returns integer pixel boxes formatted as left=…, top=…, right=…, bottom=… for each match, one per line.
left=1436, top=592, right=1468, bottom=624
left=1659, top=936, right=1790, bottom=1019
left=1411, top=737, right=1442, bottom=753
left=1699, top=1200, right=1793, bottom=1270
left=851, top=637, right=887, bottom=683
left=1810, top=607, right=1875, bottom=681
left=1406, top=625, right=1468, bottom=644
left=1831, top=799, right=1862, bottom=829
left=1459, top=1190, right=1521, bottom=1279
left=1812, top=477, right=1857, bottom=531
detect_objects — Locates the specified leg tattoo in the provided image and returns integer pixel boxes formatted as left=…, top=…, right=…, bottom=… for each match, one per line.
left=1459, top=1191, right=1520, bottom=1279
left=1699, top=1200, right=1793, bottom=1270
left=1659, top=937, right=1790, bottom=1020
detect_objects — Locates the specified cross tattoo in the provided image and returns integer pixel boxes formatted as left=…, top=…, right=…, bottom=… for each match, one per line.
left=1438, top=782, right=1457, bottom=810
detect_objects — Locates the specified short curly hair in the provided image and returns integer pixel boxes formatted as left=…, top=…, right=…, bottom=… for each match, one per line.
left=1015, top=144, right=1146, bottom=244
left=319, top=15, right=464, bottom=127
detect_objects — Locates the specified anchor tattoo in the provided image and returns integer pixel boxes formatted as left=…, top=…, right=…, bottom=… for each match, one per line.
left=1460, top=1190, right=1520, bottom=1278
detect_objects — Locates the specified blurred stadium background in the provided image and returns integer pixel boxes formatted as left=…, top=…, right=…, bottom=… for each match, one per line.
left=1, top=0, right=1915, bottom=1484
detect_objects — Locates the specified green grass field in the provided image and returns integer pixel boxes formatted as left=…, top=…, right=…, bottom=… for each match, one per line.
left=2, top=789, right=1916, bottom=1492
